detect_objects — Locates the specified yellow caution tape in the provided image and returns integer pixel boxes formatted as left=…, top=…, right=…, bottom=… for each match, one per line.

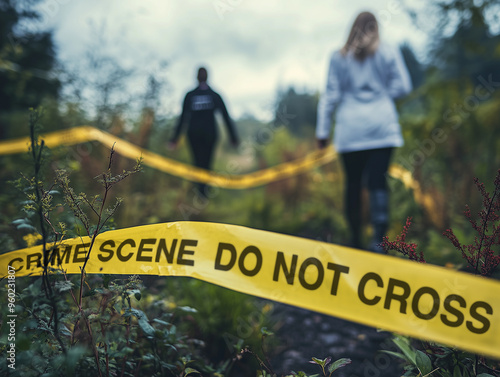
left=1, top=221, right=499, bottom=359
left=0, top=125, right=426, bottom=195
left=0, top=126, right=417, bottom=191
left=0, top=126, right=438, bottom=223
left=0, top=126, right=338, bottom=188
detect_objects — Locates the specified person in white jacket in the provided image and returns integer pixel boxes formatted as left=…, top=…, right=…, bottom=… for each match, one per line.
left=316, top=11, right=412, bottom=252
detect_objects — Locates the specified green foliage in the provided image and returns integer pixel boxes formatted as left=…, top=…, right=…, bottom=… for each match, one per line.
left=273, top=87, right=318, bottom=137
left=0, top=111, right=210, bottom=377
left=242, top=330, right=351, bottom=377
left=400, top=43, right=425, bottom=89
left=1, top=2, right=500, bottom=375
left=381, top=171, right=500, bottom=376
left=0, top=0, right=60, bottom=141
left=309, top=356, right=352, bottom=376
left=161, top=277, right=274, bottom=367
left=0, top=272, right=215, bottom=376
left=395, top=0, right=500, bottom=246
left=382, top=335, right=497, bottom=377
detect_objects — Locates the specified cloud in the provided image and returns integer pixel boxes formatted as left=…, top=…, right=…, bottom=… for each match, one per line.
left=46, top=0, right=426, bottom=120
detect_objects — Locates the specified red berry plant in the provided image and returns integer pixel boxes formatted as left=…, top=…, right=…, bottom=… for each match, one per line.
left=382, top=169, right=500, bottom=277
left=380, top=170, right=500, bottom=377
left=381, top=216, right=425, bottom=263
left=443, top=169, right=500, bottom=277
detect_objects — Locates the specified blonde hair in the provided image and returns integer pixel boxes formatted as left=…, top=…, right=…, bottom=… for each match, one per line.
left=341, top=12, right=380, bottom=61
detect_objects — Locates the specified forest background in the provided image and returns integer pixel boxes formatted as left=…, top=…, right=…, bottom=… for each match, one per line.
left=1, top=0, right=500, bottom=376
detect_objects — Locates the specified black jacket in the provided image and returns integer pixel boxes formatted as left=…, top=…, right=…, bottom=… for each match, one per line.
left=171, top=85, right=238, bottom=144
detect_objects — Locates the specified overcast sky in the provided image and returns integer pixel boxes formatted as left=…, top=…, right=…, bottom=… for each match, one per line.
left=37, top=0, right=429, bottom=121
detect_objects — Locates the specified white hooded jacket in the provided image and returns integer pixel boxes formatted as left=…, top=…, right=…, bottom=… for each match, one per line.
left=316, top=44, right=412, bottom=153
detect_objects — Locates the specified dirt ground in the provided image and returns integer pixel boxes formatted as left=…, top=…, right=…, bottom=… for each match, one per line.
left=267, top=303, right=405, bottom=377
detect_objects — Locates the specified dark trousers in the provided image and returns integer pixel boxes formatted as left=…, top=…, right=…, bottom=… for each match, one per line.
left=341, top=147, right=393, bottom=249
left=187, top=131, right=217, bottom=196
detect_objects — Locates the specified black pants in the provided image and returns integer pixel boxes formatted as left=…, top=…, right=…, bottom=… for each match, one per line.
left=341, top=147, right=393, bottom=248
left=187, top=130, right=217, bottom=196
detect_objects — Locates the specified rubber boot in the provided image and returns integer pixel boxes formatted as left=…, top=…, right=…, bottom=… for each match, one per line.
left=370, top=189, right=389, bottom=253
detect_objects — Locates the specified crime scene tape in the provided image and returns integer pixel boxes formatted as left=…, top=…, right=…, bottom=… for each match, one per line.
left=0, top=126, right=418, bottom=191
left=1, top=221, right=499, bottom=359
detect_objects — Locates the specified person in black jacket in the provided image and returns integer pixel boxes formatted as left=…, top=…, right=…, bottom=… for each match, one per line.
left=169, top=67, right=239, bottom=196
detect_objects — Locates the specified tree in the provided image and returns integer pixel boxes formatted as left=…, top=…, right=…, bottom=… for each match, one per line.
left=396, top=0, right=500, bottom=230
left=400, top=43, right=424, bottom=89
left=409, top=0, right=500, bottom=83
left=0, top=0, right=60, bottom=138
left=273, top=87, right=318, bottom=136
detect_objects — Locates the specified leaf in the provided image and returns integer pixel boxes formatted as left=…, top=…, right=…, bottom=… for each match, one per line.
left=128, top=289, right=141, bottom=301
left=58, top=324, right=73, bottom=337
left=453, top=365, right=462, bottom=377
left=380, top=350, right=408, bottom=361
left=415, top=351, right=432, bottom=376
left=54, top=280, right=74, bottom=292
left=310, top=357, right=330, bottom=367
left=152, top=318, right=171, bottom=326
left=477, top=374, right=495, bottom=377
left=12, top=218, right=29, bottom=225
left=328, top=358, right=352, bottom=373
left=392, top=336, right=417, bottom=364
left=177, top=305, right=197, bottom=313
left=56, top=345, right=86, bottom=375
left=16, top=223, right=37, bottom=232
left=184, top=367, right=201, bottom=375
left=121, top=346, right=134, bottom=355
left=131, top=309, right=155, bottom=337
left=139, top=319, right=155, bottom=337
